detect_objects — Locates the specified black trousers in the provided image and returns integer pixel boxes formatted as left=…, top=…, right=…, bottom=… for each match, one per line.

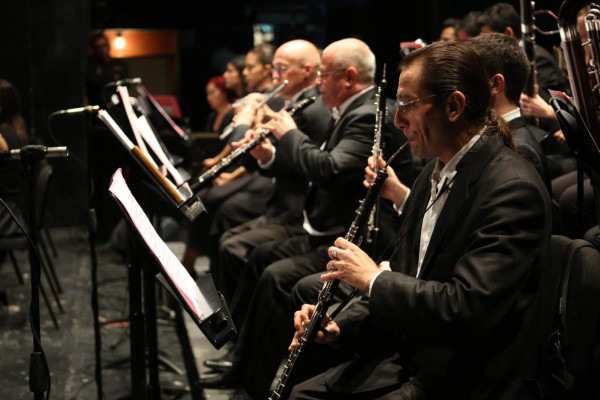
left=228, top=234, right=335, bottom=398
left=213, top=215, right=303, bottom=306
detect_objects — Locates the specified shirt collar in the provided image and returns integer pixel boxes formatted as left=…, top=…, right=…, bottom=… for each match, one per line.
left=501, top=107, right=521, bottom=123
left=332, top=85, right=375, bottom=121
left=432, top=132, right=482, bottom=185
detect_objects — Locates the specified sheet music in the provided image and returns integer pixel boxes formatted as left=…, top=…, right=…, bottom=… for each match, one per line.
left=108, top=168, right=212, bottom=320
left=118, top=85, right=153, bottom=159
left=136, top=115, right=185, bottom=187
left=138, top=85, right=188, bottom=140
left=98, top=110, right=135, bottom=149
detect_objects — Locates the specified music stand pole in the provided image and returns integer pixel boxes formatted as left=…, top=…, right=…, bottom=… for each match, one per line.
left=6, top=146, right=69, bottom=400
left=23, top=157, right=47, bottom=400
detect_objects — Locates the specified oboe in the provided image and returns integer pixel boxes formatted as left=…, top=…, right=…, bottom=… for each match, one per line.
left=366, top=66, right=387, bottom=245
left=269, top=140, right=410, bottom=400
left=189, top=95, right=317, bottom=192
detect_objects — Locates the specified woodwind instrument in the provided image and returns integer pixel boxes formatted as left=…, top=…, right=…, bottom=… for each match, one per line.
left=558, top=0, right=600, bottom=144
left=219, top=80, right=289, bottom=140
left=189, top=95, right=317, bottom=192
left=366, top=65, right=387, bottom=245
left=521, top=0, right=539, bottom=98
left=269, top=141, right=410, bottom=400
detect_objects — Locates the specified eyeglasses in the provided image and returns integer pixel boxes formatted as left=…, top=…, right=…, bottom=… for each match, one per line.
left=274, top=64, right=290, bottom=75
left=396, top=94, right=437, bottom=113
left=317, top=67, right=346, bottom=80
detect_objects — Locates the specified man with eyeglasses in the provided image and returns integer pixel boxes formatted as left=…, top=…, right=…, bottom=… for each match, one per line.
left=201, top=37, right=413, bottom=400
left=207, top=39, right=331, bottom=341
left=289, top=40, right=552, bottom=399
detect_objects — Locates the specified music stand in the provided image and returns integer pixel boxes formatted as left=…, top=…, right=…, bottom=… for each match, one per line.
left=108, top=168, right=236, bottom=382
left=98, top=108, right=229, bottom=399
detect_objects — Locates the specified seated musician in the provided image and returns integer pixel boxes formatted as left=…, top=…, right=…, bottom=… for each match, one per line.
left=289, top=40, right=552, bottom=399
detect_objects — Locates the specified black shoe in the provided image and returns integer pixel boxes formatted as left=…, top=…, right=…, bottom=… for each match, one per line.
left=228, top=389, right=254, bottom=400
left=199, top=372, right=236, bottom=389
left=203, top=351, right=233, bottom=372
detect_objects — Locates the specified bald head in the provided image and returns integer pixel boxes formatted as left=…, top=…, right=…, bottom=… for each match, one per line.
left=323, top=38, right=375, bottom=84
left=272, top=39, right=322, bottom=98
left=275, top=40, right=321, bottom=70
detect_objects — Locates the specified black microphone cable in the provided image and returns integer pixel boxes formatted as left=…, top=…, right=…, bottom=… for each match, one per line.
left=0, top=197, right=52, bottom=400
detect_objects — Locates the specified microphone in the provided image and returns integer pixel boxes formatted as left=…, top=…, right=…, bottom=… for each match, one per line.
left=51, top=105, right=100, bottom=115
left=0, top=145, right=69, bottom=164
left=105, top=77, right=142, bottom=87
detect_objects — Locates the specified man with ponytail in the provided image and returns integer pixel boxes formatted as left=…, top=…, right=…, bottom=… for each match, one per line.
left=289, top=40, right=552, bottom=399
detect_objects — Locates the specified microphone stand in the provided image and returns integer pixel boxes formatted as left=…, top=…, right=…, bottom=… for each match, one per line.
left=5, top=145, right=69, bottom=400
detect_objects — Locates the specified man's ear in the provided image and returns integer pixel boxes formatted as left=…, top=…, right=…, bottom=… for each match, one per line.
left=504, top=26, right=516, bottom=38
left=446, top=90, right=466, bottom=122
left=489, top=73, right=505, bottom=96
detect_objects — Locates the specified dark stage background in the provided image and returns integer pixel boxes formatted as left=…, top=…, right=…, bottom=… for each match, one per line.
left=0, top=0, right=565, bottom=231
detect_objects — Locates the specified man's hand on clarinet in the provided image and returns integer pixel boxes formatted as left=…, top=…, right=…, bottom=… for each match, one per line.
left=323, top=237, right=380, bottom=292
left=364, top=155, right=409, bottom=208
left=289, top=304, right=340, bottom=351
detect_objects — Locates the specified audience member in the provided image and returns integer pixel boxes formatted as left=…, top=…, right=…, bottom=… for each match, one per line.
left=85, top=33, right=130, bottom=107
left=0, top=79, right=29, bottom=240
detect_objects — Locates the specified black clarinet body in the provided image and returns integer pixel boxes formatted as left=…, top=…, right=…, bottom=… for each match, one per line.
left=269, top=141, right=408, bottom=400
left=520, top=0, right=538, bottom=98
left=189, top=96, right=317, bottom=192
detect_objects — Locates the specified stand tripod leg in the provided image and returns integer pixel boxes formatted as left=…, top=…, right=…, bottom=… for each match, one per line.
left=39, top=236, right=62, bottom=294
left=8, top=251, right=24, bottom=285
left=143, top=261, right=161, bottom=400
left=40, top=257, right=63, bottom=314
left=174, top=305, right=206, bottom=400
left=42, top=227, right=58, bottom=258
left=88, top=209, right=104, bottom=400
left=39, top=281, right=59, bottom=330
left=128, top=247, right=146, bottom=399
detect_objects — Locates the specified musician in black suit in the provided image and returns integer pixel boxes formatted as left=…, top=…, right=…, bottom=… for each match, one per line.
left=201, top=38, right=413, bottom=400
left=289, top=41, right=552, bottom=399
left=478, top=2, right=567, bottom=102
left=210, top=39, right=332, bottom=318
left=467, top=33, right=552, bottom=194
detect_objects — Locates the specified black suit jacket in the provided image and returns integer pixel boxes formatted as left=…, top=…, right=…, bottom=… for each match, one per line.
left=269, top=87, right=377, bottom=234
left=262, top=88, right=333, bottom=224
left=329, top=135, right=552, bottom=399
left=508, top=116, right=552, bottom=195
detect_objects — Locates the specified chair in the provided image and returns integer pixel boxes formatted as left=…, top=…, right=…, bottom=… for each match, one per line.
left=540, top=235, right=600, bottom=399
left=0, top=160, right=62, bottom=329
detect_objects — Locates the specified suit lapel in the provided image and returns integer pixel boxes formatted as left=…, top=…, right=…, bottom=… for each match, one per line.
left=324, top=87, right=376, bottom=150
left=418, top=136, right=504, bottom=278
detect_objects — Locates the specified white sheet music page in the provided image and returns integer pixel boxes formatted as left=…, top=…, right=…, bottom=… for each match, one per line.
left=108, top=168, right=212, bottom=320
left=136, top=115, right=185, bottom=186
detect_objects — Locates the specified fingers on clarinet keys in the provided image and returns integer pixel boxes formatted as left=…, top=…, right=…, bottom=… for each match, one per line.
left=329, top=260, right=337, bottom=272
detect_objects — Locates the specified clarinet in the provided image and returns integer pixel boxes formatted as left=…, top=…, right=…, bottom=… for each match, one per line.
left=269, top=140, right=409, bottom=400
left=366, top=66, right=387, bottom=244
left=520, top=0, right=538, bottom=98
left=189, top=95, right=317, bottom=192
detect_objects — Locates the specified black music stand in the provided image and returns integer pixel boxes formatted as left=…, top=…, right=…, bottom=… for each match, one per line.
left=108, top=169, right=236, bottom=393
left=98, top=108, right=225, bottom=399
